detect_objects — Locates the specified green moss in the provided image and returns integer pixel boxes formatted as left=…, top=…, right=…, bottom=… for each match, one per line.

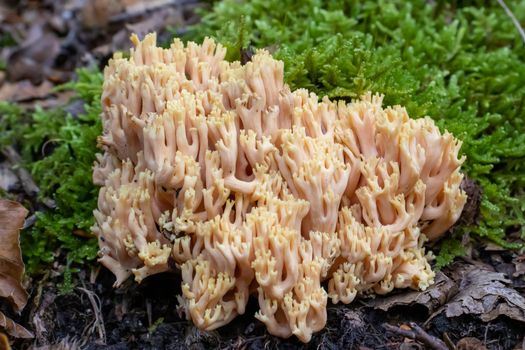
left=1, top=69, right=103, bottom=277
left=435, top=236, right=465, bottom=270
left=0, top=103, right=25, bottom=150
left=184, top=0, right=525, bottom=262
left=3, top=0, right=524, bottom=274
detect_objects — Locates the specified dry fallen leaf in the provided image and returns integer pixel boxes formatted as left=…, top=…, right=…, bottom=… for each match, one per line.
left=456, top=337, right=487, bottom=350
left=0, top=199, right=28, bottom=312
left=124, top=10, right=169, bottom=39
left=81, top=0, right=128, bottom=28
left=0, top=80, right=54, bottom=102
left=0, top=313, right=33, bottom=339
left=95, top=9, right=174, bottom=58
left=5, top=17, right=61, bottom=84
left=369, top=272, right=457, bottom=314
left=0, top=332, right=11, bottom=350
left=513, top=255, right=525, bottom=278
left=430, top=265, right=525, bottom=323
left=81, top=0, right=172, bottom=28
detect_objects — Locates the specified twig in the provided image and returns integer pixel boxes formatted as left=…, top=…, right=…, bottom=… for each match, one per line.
left=496, top=0, right=525, bottom=44
left=443, top=332, right=456, bottom=350
left=2, top=145, right=56, bottom=209
left=2, top=145, right=39, bottom=197
left=146, top=298, right=153, bottom=328
left=78, top=287, right=106, bottom=344
left=383, top=322, right=449, bottom=350
left=90, top=265, right=101, bottom=284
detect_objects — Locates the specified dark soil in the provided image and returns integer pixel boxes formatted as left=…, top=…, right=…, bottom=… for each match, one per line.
left=11, top=262, right=525, bottom=350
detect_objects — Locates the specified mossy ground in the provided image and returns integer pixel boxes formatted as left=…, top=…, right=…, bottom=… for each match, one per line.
left=0, top=70, right=102, bottom=288
left=3, top=0, right=523, bottom=277
left=2, top=1, right=525, bottom=348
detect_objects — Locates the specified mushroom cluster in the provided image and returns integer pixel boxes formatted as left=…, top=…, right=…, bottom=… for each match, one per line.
left=92, top=33, right=467, bottom=342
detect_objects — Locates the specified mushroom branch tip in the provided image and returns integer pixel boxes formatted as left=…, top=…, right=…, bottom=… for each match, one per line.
left=92, top=32, right=467, bottom=342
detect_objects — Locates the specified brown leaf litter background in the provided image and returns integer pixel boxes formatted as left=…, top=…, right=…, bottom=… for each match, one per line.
left=0, top=199, right=33, bottom=339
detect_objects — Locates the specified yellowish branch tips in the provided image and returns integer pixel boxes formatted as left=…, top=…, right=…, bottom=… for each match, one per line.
left=92, top=33, right=466, bottom=343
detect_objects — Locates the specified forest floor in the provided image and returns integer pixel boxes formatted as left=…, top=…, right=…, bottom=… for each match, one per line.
left=1, top=1, right=525, bottom=349
left=11, top=257, right=525, bottom=349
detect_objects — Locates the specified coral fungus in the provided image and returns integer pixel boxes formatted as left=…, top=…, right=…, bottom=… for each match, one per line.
left=92, top=33, right=466, bottom=342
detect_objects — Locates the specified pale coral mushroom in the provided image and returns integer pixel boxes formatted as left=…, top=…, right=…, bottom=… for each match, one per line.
left=92, top=33, right=467, bottom=342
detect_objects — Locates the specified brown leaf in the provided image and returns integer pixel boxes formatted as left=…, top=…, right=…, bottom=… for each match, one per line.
left=369, top=272, right=457, bottom=314
left=124, top=11, right=169, bottom=39
left=0, top=312, right=33, bottom=339
left=81, top=0, right=127, bottom=28
left=430, top=265, right=525, bottom=323
left=95, top=10, right=171, bottom=57
left=0, top=332, right=11, bottom=350
left=456, top=337, right=487, bottom=350
left=0, top=80, right=54, bottom=102
left=513, top=254, right=525, bottom=278
left=6, top=21, right=61, bottom=84
left=0, top=199, right=28, bottom=312
left=1, top=147, right=39, bottom=198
